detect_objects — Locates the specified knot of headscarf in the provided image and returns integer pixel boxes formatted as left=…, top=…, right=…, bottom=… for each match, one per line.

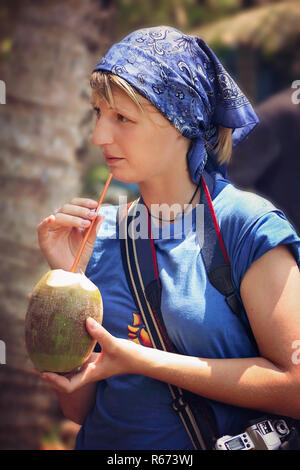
left=93, top=25, right=259, bottom=183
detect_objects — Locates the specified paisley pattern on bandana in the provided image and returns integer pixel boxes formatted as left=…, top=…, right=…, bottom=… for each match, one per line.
left=93, top=26, right=259, bottom=182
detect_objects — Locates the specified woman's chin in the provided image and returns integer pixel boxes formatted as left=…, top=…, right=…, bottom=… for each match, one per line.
left=109, top=171, right=139, bottom=186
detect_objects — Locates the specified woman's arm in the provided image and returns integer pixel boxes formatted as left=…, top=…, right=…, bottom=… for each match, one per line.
left=40, top=353, right=99, bottom=425
left=41, top=245, right=300, bottom=419
left=131, top=245, right=300, bottom=418
left=54, top=382, right=98, bottom=425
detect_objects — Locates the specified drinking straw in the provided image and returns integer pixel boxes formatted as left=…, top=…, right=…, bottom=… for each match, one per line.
left=70, top=173, right=113, bottom=273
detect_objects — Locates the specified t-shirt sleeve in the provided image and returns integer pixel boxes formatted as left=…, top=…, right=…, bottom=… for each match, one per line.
left=218, top=188, right=300, bottom=292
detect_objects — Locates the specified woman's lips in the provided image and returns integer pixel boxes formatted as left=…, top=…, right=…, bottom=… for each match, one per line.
left=104, top=154, right=124, bottom=164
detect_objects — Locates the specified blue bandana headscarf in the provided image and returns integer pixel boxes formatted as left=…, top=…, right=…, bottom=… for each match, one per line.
left=93, top=25, right=259, bottom=183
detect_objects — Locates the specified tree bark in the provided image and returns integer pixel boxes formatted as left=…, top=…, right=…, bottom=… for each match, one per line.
left=0, top=0, right=115, bottom=450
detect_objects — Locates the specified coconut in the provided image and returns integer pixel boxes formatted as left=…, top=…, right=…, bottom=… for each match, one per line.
left=25, top=269, right=103, bottom=373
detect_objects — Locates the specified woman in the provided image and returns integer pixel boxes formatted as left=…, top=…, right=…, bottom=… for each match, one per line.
left=37, top=26, right=300, bottom=450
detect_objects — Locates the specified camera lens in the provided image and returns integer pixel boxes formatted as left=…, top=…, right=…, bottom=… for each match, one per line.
left=274, top=420, right=289, bottom=436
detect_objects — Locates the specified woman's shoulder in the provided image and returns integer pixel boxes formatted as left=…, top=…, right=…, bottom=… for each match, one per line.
left=212, top=179, right=300, bottom=288
left=213, top=178, right=299, bottom=256
left=213, top=179, right=279, bottom=226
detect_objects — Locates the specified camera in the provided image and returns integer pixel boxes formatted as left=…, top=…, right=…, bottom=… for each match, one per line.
left=215, top=417, right=290, bottom=450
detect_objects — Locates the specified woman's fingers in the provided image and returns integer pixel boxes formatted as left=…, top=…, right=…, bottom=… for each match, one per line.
left=53, top=211, right=94, bottom=229
left=34, top=350, right=101, bottom=394
left=41, top=372, right=75, bottom=393
left=86, top=318, right=116, bottom=352
left=40, top=363, right=96, bottom=394
left=44, top=371, right=87, bottom=394
left=87, top=214, right=105, bottom=242
left=54, top=200, right=98, bottom=227
left=69, top=198, right=98, bottom=209
left=37, top=215, right=55, bottom=232
left=38, top=199, right=98, bottom=230
left=59, top=203, right=98, bottom=221
left=38, top=201, right=100, bottom=235
left=37, top=215, right=58, bottom=246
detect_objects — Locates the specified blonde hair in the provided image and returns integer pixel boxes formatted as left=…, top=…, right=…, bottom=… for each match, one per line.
left=90, top=71, right=232, bottom=163
left=209, top=126, right=232, bottom=164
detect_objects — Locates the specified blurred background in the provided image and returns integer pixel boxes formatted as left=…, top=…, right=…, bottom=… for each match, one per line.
left=0, top=0, right=299, bottom=450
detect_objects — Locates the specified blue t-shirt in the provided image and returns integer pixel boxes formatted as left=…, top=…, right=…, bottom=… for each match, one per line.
left=75, top=176, right=300, bottom=450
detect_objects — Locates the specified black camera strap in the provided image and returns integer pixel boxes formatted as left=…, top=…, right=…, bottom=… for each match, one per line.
left=117, top=173, right=228, bottom=450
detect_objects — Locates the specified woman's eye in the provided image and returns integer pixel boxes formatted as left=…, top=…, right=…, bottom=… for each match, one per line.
left=93, top=107, right=100, bottom=118
left=117, top=114, right=130, bottom=123
left=92, top=107, right=130, bottom=123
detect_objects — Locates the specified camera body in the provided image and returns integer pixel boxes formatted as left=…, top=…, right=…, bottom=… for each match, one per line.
left=215, top=417, right=290, bottom=450
left=215, top=432, right=254, bottom=450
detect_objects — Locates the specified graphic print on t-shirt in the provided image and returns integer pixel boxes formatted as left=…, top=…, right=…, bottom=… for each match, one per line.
left=127, top=313, right=152, bottom=347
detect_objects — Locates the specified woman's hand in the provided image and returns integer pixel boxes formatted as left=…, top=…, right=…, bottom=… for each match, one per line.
left=38, top=318, right=142, bottom=394
left=37, top=198, right=104, bottom=273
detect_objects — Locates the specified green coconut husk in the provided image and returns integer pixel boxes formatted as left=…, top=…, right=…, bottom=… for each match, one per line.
left=25, top=269, right=103, bottom=373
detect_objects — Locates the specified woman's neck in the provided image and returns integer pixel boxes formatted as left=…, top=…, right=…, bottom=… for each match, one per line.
left=139, top=171, right=200, bottom=224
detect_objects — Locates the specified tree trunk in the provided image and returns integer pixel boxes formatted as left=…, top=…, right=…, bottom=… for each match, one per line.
left=0, top=0, right=115, bottom=450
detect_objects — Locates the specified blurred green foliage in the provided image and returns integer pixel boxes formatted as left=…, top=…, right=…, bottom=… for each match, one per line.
left=82, top=164, right=110, bottom=199
left=114, top=0, right=242, bottom=38
left=81, top=163, right=139, bottom=202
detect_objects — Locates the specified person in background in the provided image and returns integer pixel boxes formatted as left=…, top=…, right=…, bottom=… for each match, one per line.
left=228, top=87, right=300, bottom=235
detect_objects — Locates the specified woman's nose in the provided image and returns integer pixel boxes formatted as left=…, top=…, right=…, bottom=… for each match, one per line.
left=92, top=118, right=114, bottom=146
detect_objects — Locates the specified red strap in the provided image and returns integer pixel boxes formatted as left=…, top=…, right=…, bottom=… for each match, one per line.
left=201, top=174, right=230, bottom=265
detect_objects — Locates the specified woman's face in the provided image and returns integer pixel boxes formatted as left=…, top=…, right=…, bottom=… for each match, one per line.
left=91, top=85, right=190, bottom=185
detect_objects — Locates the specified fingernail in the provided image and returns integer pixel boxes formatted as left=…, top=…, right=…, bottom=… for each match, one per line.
left=88, top=209, right=97, bottom=219
left=82, top=220, right=91, bottom=227
left=87, top=317, right=97, bottom=329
